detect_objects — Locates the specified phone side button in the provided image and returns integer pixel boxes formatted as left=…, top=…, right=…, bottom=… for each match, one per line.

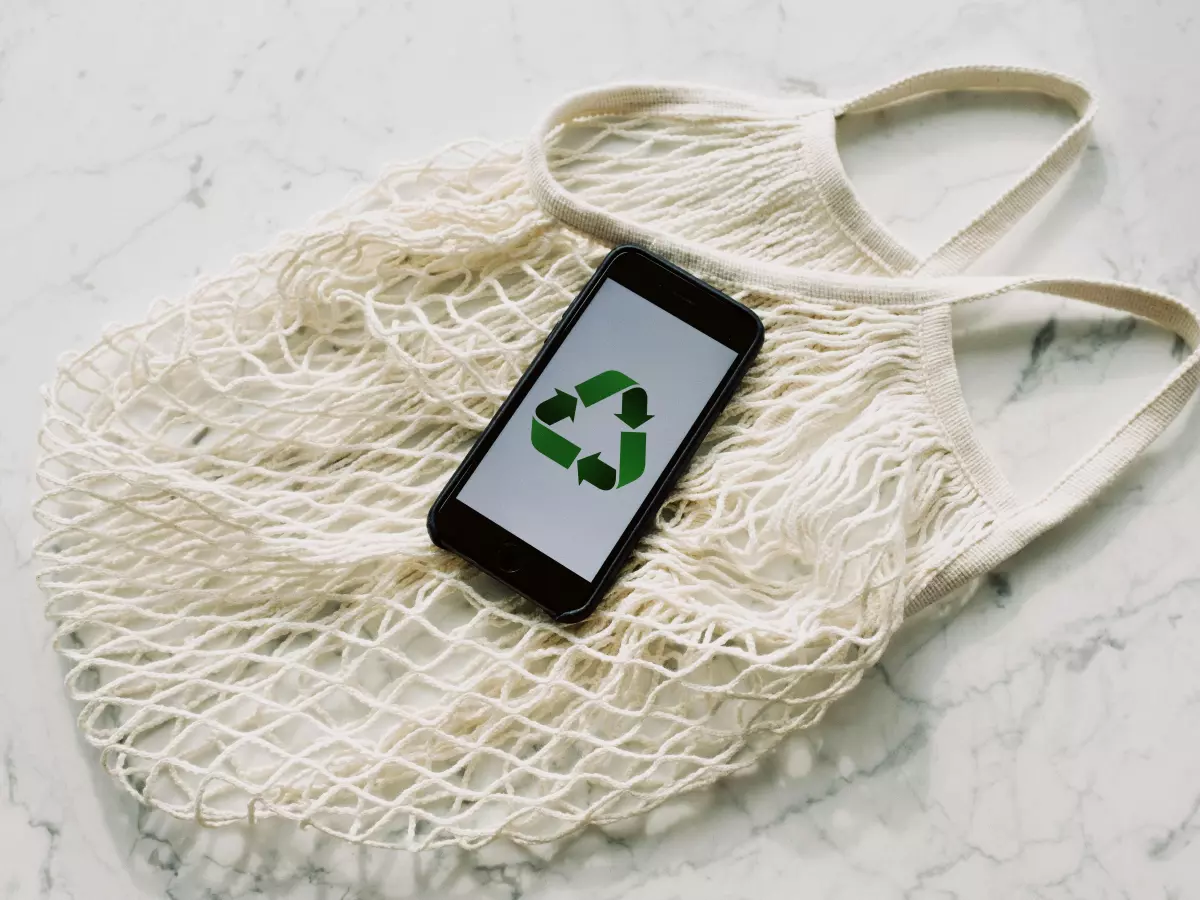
left=496, top=541, right=523, bottom=574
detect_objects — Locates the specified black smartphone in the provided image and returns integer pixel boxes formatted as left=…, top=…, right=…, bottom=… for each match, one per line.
left=427, top=245, right=763, bottom=623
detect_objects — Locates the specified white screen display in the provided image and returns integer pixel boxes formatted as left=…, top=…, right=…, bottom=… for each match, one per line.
left=458, top=279, right=738, bottom=580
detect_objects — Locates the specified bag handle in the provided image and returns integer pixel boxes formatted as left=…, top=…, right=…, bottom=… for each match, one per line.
left=527, top=68, right=1095, bottom=279
left=525, top=82, right=798, bottom=260
left=912, top=277, right=1200, bottom=612
left=838, top=66, right=1096, bottom=277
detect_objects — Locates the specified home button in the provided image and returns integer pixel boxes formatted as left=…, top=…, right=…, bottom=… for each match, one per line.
left=496, top=541, right=523, bottom=574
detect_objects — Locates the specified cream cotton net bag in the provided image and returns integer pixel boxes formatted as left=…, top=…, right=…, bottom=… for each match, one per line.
left=35, top=66, right=1200, bottom=850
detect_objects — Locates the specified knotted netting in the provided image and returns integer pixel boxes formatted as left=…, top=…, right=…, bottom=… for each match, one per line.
left=35, top=116, right=996, bottom=848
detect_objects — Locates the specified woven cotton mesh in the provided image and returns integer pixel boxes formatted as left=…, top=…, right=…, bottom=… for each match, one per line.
left=546, top=110, right=892, bottom=274
left=35, top=124, right=995, bottom=849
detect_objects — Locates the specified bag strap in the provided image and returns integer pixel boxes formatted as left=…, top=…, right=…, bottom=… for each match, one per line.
left=527, top=69, right=1095, bottom=279
left=837, top=66, right=1096, bottom=277
left=525, top=82, right=799, bottom=260
left=911, top=277, right=1200, bottom=613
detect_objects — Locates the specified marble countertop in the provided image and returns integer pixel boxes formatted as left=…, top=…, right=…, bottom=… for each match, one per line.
left=4, top=1, right=1200, bottom=898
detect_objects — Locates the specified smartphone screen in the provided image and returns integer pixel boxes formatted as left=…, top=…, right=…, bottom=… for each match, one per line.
left=429, top=246, right=762, bottom=622
left=457, top=277, right=739, bottom=580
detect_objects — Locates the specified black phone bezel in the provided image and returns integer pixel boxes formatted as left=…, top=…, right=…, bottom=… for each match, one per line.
left=427, top=245, right=764, bottom=623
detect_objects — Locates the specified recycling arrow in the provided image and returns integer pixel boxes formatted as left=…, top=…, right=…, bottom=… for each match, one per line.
left=531, top=418, right=580, bottom=469
left=535, top=388, right=577, bottom=425
left=616, top=387, right=653, bottom=429
left=617, top=430, right=646, bottom=488
left=576, top=370, right=637, bottom=407
left=577, top=452, right=617, bottom=490
left=529, top=368, right=653, bottom=491
left=531, top=388, right=580, bottom=469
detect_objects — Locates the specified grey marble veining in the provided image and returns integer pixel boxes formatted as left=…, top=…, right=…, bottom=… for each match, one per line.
left=3, top=1, right=1200, bottom=898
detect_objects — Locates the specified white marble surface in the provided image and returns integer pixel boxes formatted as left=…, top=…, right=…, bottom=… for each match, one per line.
left=3, top=1, right=1200, bottom=898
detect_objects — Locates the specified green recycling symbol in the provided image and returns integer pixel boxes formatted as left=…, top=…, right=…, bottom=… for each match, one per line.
left=530, top=370, right=653, bottom=490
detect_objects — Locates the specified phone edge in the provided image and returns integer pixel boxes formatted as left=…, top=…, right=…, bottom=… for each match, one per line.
left=427, top=244, right=764, bottom=624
